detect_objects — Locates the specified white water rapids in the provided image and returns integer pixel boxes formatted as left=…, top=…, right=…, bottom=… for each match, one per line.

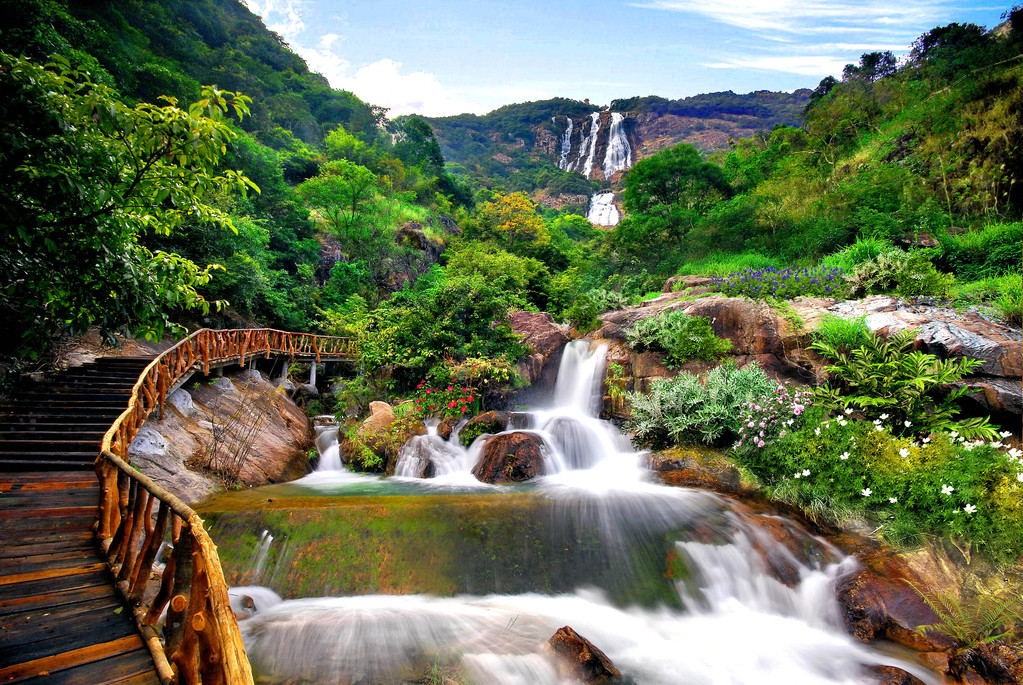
left=230, top=341, right=938, bottom=685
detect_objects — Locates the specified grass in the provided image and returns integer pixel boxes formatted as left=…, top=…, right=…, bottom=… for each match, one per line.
left=675, top=250, right=782, bottom=277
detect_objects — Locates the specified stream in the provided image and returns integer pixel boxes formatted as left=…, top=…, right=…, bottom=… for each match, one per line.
left=198, top=341, right=939, bottom=685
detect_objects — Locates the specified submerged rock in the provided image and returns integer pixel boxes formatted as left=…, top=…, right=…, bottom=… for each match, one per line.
left=471, top=431, right=546, bottom=484
left=544, top=625, right=621, bottom=684
left=867, top=665, right=926, bottom=685
left=648, top=447, right=741, bottom=494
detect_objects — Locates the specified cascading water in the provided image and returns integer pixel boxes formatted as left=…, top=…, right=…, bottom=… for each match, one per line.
left=555, top=115, right=573, bottom=171
left=312, top=418, right=342, bottom=472
left=206, top=341, right=940, bottom=685
left=580, top=112, right=602, bottom=179
left=586, top=192, right=620, bottom=226
left=602, top=112, right=632, bottom=179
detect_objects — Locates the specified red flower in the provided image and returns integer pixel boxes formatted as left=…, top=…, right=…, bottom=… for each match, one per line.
left=448, top=401, right=456, bottom=408
left=416, top=399, right=422, bottom=403
left=460, top=406, right=467, bottom=412
left=425, top=389, right=431, bottom=394
left=429, top=405, right=435, bottom=410
left=467, top=396, right=474, bottom=402
left=447, top=386, right=453, bottom=391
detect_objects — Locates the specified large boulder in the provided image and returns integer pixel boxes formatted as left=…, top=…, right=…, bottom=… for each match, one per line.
left=471, top=431, right=546, bottom=484
left=544, top=626, right=621, bottom=684
left=509, top=311, right=572, bottom=389
left=648, top=447, right=741, bottom=494
left=459, top=410, right=510, bottom=447
left=343, top=402, right=426, bottom=473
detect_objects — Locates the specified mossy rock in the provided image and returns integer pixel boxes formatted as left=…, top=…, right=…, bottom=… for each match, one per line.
left=459, top=410, right=509, bottom=447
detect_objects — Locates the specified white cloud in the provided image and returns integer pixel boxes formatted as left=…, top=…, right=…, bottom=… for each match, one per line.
left=634, top=0, right=947, bottom=38
left=242, top=0, right=306, bottom=38
left=703, top=55, right=852, bottom=76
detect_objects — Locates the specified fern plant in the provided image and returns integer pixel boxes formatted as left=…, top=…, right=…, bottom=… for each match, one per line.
left=908, top=581, right=1020, bottom=648
left=625, top=309, right=732, bottom=368
left=810, top=330, right=997, bottom=439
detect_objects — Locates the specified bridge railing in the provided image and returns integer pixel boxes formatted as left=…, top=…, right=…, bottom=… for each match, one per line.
left=95, top=328, right=357, bottom=685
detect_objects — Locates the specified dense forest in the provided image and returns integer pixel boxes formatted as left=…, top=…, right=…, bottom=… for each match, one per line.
left=2, top=0, right=1023, bottom=565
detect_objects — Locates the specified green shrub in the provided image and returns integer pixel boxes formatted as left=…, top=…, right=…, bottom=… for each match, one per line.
left=675, top=251, right=780, bottom=277
left=995, top=281, right=1022, bottom=327
left=848, top=250, right=954, bottom=298
left=812, top=314, right=871, bottom=356
left=933, top=223, right=1023, bottom=281
left=810, top=330, right=997, bottom=439
left=625, top=309, right=733, bottom=367
left=565, top=288, right=629, bottom=332
left=820, top=236, right=894, bottom=272
left=627, top=363, right=777, bottom=448
left=730, top=409, right=1023, bottom=561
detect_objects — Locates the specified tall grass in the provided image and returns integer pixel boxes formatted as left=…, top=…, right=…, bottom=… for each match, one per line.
left=676, top=251, right=781, bottom=277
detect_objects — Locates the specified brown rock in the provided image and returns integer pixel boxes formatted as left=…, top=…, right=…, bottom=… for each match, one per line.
left=358, top=402, right=395, bottom=437
left=544, top=626, right=621, bottom=684
left=436, top=421, right=453, bottom=441
left=471, top=431, right=546, bottom=484
left=663, top=275, right=714, bottom=293
left=459, top=410, right=510, bottom=447
left=509, top=310, right=572, bottom=391
left=867, top=665, right=926, bottom=685
left=834, top=551, right=955, bottom=652
left=649, top=447, right=740, bottom=494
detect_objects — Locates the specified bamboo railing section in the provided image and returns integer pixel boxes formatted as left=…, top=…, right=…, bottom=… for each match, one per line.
left=94, top=329, right=357, bottom=685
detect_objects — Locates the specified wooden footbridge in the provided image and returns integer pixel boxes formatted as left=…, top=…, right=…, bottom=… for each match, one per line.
left=0, top=329, right=357, bottom=684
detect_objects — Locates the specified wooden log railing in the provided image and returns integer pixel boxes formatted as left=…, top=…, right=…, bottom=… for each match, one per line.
left=94, top=329, right=358, bottom=685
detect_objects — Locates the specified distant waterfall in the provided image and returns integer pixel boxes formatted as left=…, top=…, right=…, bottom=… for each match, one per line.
left=556, top=116, right=573, bottom=170
left=555, top=111, right=634, bottom=181
left=587, top=192, right=620, bottom=226
left=581, top=112, right=602, bottom=179
left=602, top=112, right=632, bottom=179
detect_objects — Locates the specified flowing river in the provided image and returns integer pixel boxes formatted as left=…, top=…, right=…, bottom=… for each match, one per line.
left=198, top=341, right=938, bottom=685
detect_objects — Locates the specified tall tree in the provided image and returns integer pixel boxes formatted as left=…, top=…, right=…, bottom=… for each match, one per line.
left=0, top=52, right=257, bottom=356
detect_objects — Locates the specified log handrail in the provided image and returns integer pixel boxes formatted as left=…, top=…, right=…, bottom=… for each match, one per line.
left=94, top=328, right=358, bottom=685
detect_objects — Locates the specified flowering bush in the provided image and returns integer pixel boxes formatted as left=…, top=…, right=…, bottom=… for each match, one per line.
left=731, top=384, right=815, bottom=463
left=730, top=406, right=1023, bottom=561
left=411, top=380, right=479, bottom=420
left=712, top=265, right=846, bottom=300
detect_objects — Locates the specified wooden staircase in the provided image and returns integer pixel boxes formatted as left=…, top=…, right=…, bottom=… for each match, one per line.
left=0, top=357, right=160, bottom=684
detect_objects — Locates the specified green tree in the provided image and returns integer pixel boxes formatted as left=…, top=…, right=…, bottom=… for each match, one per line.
left=0, top=52, right=257, bottom=356
left=616, top=143, right=732, bottom=253
left=296, top=159, right=377, bottom=238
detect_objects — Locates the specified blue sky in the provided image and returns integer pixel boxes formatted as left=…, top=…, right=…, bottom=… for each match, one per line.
left=242, top=1, right=1009, bottom=117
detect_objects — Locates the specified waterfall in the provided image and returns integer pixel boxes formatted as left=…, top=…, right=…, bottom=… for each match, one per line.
left=221, top=340, right=942, bottom=685
left=556, top=116, right=573, bottom=171
left=587, top=192, right=620, bottom=226
left=581, top=112, right=602, bottom=179
left=602, top=112, right=632, bottom=179
left=312, top=420, right=342, bottom=472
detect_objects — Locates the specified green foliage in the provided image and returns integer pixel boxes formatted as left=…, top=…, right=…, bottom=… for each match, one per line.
left=812, top=315, right=871, bottom=357
left=0, top=52, right=258, bottom=355
left=625, top=309, right=733, bottom=367
left=626, top=363, right=777, bottom=448
left=446, top=243, right=552, bottom=311
left=994, top=281, right=1023, bottom=327
left=730, top=407, right=1023, bottom=560
left=410, top=380, right=479, bottom=420
left=819, top=237, right=894, bottom=272
left=675, top=251, right=780, bottom=277
left=848, top=250, right=954, bottom=298
left=932, top=223, right=1023, bottom=281
left=909, top=583, right=1021, bottom=648
left=810, top=330, right=997, bottom=439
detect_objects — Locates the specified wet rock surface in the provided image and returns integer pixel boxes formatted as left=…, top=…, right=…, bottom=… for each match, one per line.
left=509, top=310, right=572, bottom=392
left=471, top=431, right=546, bottom=484
left=544, top=625, right=621, bottom=684
left=648, top=447, right=741, bottom=494
left=868, top=665, right=927, bottom=685
left=459, top=410, right=510, bottom=447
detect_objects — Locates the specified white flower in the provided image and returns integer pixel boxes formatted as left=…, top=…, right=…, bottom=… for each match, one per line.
left=999, top=430, right=1012, bottom=439
left=1017, top=472, right=1023, bottom=482
left=950, top=431, right=959, bottom=438
left=844, top=408, right=854, bottom=415
left=964, top=504, right=977, bottom=514
left=875, top=425, right=884, bottom=432
left=840, top=452, right=850, bottom=460
left=802, top=469, right=811, bottom=477
left=957, top=435, right=966, bottom=442
left=889, top=497, right=898, bottom=504
left=814, top=428, right=821, bottom=436
left=838, top=419, right=848, bottom=427
left=991, top=441, right=1003, bottom=449
left=904, top=420, right=912, bottom=427
left=941, top=484, right=954, bottom=496
left=861, top=488, right=872, bottom=497
left=794, top=471, right=802, bottom=479
left=879, top=413, right=890, bottom=420
left=899, top=448, right=910, bottom=459
left=921, top=437, right=931, bottom=444
left=1009, top=448, right=1022, bottom=459
left=873, top=419, right=882, bottom=425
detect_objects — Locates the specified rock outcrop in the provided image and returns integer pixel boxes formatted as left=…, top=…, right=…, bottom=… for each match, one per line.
left=128, top=370, right=314, bottom=503
left=342, top=401, right=426, bottom=474
left=648, top=447, right=741, bottom=494
left=591, top=292, right=1022, bottom=424
left=509, top=311, right=572, bottom=393
left=458, top=410, right=510, bottom=447
left=471, top=431, right=546, bottom=484
left=544, top=626, right=621, bottom=684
